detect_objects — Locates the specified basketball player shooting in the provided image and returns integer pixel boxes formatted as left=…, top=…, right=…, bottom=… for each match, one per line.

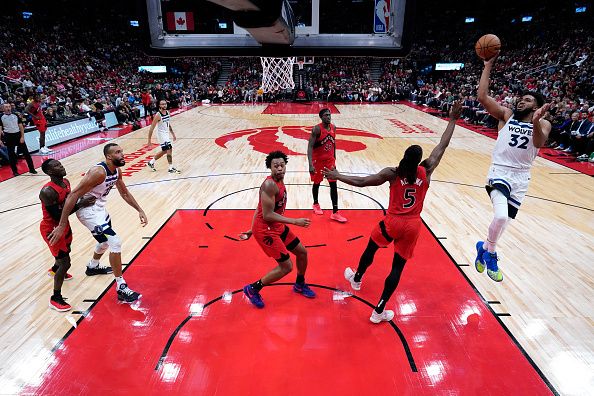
left=474, top=51, right=551, bottom=282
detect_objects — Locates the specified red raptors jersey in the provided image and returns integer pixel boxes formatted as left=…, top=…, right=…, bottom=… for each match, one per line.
left=387, top=166, right=429, bottom=217
left=255, top=176, right=287, bottom=228
left=30, top=101, right=44, bottom=117
left=312, top=122, right=336, bottom=160
left=41, top=180, right=71, bottom=225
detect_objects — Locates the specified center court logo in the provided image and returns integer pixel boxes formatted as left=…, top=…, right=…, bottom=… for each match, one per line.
left=215, top=126, right=383, bottom=155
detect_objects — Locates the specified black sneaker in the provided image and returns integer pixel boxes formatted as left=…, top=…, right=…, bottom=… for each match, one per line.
left=85, top=265, right=113, bottom=276
left=117, top=284, right=141, bottom=303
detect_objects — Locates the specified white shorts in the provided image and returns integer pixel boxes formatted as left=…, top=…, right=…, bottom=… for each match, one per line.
left=76, top=205, right=115, bottom=242
left=486, top=165, right=531, bottom=218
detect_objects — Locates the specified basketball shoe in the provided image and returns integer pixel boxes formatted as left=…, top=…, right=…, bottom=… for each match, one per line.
left=475, top=241, right=486, bottom=273
left=330, top=212, right=347, bottom=223
left=344, top=267, right=361, bottom=290
left=117, top=284, right=141, bottom=303
left=312, top=203, right=323, bottom=215
left=243, top=284, right=265, bottom=308
left=85, top=263, right=113, bottom=276
left=370, top=309, right=394, bottom=324
left=146, top=160, right=156, bottom=171
left=47, top=268, right=73, bottom=281
left=482, top=251, right=503, bottom=282
left=49, top=295, right=72, bottom=312
left=293, top=283, right=316, bottom=298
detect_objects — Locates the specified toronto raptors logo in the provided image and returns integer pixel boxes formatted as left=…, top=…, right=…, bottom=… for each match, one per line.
left=263, top=236, right=274, bottom=246
left=215, top=126, right=382, bottom=156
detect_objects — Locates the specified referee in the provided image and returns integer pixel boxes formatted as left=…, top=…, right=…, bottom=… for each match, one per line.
left=0, top=103, right=37, bottom=176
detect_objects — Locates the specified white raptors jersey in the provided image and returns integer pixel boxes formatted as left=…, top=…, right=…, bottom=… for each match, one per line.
left=84, top=162, right=119, bottom=207
left=156, top=110, right=171, bottom=144
left=491, top=117, right=539, bottom=170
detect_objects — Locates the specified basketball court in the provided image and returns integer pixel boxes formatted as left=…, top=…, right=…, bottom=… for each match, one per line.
left=1, top=102, right=593, bottom=395
left=0, top=0, right=593, bottom=394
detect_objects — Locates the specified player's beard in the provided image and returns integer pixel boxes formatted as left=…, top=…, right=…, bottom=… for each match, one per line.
left=513, top=107, right=532, bottom=119
left=114, top=158, right=126, bottom=167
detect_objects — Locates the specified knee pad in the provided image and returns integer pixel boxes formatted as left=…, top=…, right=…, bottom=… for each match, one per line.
left=94, top=241, right=109, bottom=255
left=106, top=234, right=122, bottom=253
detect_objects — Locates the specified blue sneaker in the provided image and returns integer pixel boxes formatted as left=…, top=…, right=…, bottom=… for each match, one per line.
left=475, top=241, right=486, bottom=273
left=482, top=251, right=503, bottom=282
left=293, top=283, right=316, bottom=298
left=243, top=284, right=265, bottom=308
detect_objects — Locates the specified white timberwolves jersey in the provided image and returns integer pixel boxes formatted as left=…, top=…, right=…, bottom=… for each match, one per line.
left=157, top=111, right=171, bottom=144
left=491, top=117, right=539, bottom=170
left=84, top=162, right=119, bottom=207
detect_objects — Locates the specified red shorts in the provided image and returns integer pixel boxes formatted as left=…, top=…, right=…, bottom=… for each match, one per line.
left=310, top=157, right=336, bottom=184
left=253, top=224, right=300, bottom=262
left=40, top=222, right=72, bottom=258
left=33, top=117, right=47, bottom=133
left=370, top=215, right=422, bottom=260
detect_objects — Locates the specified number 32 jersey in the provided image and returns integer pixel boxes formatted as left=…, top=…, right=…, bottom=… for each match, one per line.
left=388, top=166, right=429, bottom=217
left=492, top=117, right=539, bottom=170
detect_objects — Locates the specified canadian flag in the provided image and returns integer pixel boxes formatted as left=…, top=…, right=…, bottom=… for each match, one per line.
left=166, top=12, right=194, bottom=31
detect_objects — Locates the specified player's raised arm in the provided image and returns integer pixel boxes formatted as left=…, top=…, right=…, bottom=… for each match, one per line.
left=420, top=100, right=462, bottom=181
left=477, top=54, right=512, bottom=122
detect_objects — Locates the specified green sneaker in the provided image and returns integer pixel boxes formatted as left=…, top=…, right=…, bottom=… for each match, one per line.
left=487, top=268, right=503, bottom=282
left=484, top=251, right=503, bottom=282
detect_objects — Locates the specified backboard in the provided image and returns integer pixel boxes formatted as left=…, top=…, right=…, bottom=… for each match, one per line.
left=141, top=0, right=413, bottom=57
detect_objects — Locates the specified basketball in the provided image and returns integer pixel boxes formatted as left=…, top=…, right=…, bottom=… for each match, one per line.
left=475, top=34, right=501, bottom=60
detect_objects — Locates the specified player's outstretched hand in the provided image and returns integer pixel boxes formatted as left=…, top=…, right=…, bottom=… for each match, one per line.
left=533, top=103, right=551, bottom=123
left=450, top=100, right=463, bottom=119
left=239, top=230, right=252, bottom=240
left=294, top=218, right=311, bottom=228
left=483, top=50, right=500, bottom=66
left=322, top=167, right=339, bottom=180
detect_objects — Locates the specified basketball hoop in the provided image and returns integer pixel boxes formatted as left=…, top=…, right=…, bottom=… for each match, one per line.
left=260, top=57, right=296, bottom=93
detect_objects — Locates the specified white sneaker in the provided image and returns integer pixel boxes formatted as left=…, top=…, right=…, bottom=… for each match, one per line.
left=344, top=267, right=361, bottom=291
left=39, top=147, right=53, bottom=154
left=370, top=309, right=394, bottom=324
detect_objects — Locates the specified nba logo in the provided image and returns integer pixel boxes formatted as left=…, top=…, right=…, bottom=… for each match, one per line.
left=374, top=0, right=391, bottom=33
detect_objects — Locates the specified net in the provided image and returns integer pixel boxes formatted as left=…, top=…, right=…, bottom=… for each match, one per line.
left=260, top=57, right=296, bottom=93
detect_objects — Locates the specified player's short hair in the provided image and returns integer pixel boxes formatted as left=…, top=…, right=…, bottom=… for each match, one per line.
left=41, top=158, right=57, bottom=175
left=319, top=108, right=331, bottom=118
left=103, top=143, right=119, bottom=156
left=266, top=151, right=288, bottom=169
left=521, top=90, right=545, bottom=108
